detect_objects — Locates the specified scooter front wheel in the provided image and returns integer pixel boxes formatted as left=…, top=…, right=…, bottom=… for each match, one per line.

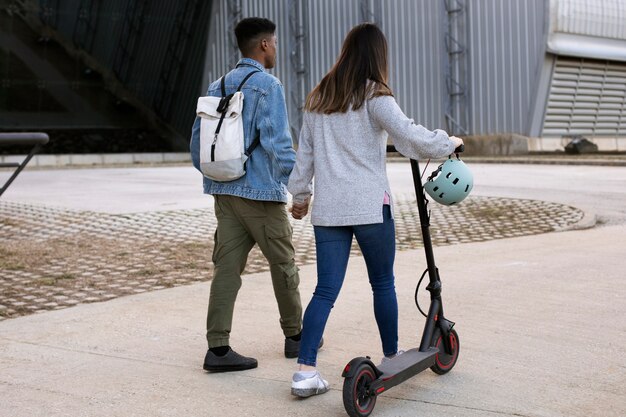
left=430, top=328, right=460, bottom=375
left=342, top=362, right=377, bottom=417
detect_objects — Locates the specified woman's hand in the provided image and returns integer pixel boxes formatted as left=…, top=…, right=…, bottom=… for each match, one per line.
left=450, top=136, right=464, bottom=151
left=289, top=197, right=310, bottom=220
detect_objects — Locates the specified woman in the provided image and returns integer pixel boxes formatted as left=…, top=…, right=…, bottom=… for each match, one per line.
left=287, top=23, right=463, bottom=398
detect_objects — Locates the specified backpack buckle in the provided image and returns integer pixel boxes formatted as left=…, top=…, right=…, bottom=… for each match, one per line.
left=216, top=94, right=234, bottom=113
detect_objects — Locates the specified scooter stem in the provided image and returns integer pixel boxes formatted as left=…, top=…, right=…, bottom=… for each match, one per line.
left=409, top=159, right=440, bottom=290
left=409, top=159, right=450, bottom=352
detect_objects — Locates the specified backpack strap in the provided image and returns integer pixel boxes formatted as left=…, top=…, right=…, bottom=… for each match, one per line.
left=220, top=74, right=226, bottom=97
left=236, top=70, right=260, bottom=91
left=237, top=70, right=262, bottom=158
left=211, top=69, right=262, bottom=162
left=244, top=135, right=260, bottom=157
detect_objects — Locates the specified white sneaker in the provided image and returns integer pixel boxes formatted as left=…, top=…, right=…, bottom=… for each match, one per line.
left=291, top=371, right=330, bottom=398
left=380, top=349, right=405, bottom=364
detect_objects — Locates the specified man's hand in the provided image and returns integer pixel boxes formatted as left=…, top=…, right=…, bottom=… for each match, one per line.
left=289, top=197, right=310, bottom=220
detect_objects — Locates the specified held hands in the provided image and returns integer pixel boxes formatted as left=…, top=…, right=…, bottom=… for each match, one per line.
left=289, top=197, right=310, bottom=220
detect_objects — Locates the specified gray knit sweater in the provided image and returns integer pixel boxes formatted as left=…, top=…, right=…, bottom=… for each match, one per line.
left=287, top=95, right=455, bottom=226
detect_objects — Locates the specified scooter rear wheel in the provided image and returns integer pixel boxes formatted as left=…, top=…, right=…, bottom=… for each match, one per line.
left=342, top=363, right=377, bottom=417
left=430, top=328, right=460, bottom=375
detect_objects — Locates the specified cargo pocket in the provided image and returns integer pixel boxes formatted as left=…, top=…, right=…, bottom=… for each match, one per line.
left=280, top=262, right=300, bottom=290
left=264, top=222, right=294, bottom=264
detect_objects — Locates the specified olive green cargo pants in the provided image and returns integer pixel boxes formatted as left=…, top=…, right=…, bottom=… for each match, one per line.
left=206, top=195, right=303, bottom=348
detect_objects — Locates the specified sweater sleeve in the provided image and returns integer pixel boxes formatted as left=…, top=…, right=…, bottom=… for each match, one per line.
left=368, top=95, right=455, bottom=160
left=287, top=113, right=314, bottom=202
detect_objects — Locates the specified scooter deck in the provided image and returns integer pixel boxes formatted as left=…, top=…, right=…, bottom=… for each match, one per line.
left=375, top=347, right=439, bottom=389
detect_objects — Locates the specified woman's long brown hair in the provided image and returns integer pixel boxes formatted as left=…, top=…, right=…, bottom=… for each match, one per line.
left=305, top=23, right=393, bottom=114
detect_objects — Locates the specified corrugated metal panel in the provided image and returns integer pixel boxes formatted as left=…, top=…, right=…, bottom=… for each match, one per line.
left=551, top=0, right=626, bottom=40
left=467, top=0, right=547, bottom=135
left=202, top=0, right=229, bottom=86
left=379, top=0, right=445, bottom=129
left=25, top=0, right=551, bottom=139
left=542, top=56, right=626, bottom=137
left=202, top=0, right=548, bottom=137
left=204, top=1, right=291, bottom=86
left=305, top=0, right=361, bottom=89
left=204, top=0, right=363, bottom=139
left=204, top=1, right=443, bottom=132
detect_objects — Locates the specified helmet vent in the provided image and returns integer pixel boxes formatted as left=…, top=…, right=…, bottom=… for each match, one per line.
left=446, top=172, right=452, bottom=179
left=439, top=193, right=445, bottom=198
left=465, top=185, right=470, bottom=192
left=433, top=186, right=439, bottom=192
left=452, top=178, right=459, bottom=185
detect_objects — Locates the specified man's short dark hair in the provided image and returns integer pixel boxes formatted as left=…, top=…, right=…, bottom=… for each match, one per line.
left=235, top=17, right=276, bottom=55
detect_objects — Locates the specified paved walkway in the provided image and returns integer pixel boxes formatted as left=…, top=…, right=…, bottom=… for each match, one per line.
left=0, top=162, right=624, bottom=417
left=1, top=223, right=624, bottom=417
left=0, top=195, right=585, bottom=319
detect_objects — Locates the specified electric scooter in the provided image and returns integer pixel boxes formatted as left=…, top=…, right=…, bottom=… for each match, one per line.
left=341, top=146, right=465, bottom=417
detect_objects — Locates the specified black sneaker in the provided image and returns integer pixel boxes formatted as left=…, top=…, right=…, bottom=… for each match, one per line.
left=284, top=336, right=324, bottom=359
left=203, top=348, right=258, bottom=372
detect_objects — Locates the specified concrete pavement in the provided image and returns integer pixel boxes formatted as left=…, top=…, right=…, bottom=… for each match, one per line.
left=1, top=162, right=626, bottom=416
left=1, top=223, right=625, bottom=417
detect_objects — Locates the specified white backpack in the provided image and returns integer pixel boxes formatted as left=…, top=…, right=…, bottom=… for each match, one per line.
left=196, top=70, right=261, bottom=181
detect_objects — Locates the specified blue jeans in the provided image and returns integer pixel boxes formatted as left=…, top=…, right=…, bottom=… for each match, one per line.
left=297, top=205, right=398, bottom=366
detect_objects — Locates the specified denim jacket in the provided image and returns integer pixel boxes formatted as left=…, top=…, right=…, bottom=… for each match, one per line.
left=190, top=58, right=295, bottom=203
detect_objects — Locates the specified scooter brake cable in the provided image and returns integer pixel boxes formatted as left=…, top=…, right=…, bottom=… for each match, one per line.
left=420, top=159, right=431, bottom=180
left=414, top=269, right=429, bottom=317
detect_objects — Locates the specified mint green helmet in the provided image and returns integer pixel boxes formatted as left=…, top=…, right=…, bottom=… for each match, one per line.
left=424, top=158, right=473, bottom=205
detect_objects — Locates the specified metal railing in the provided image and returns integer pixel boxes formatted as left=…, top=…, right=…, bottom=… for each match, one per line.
left=0, top=132, right=49, bottom=197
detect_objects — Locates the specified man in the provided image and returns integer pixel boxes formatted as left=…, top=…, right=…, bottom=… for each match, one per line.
left=190, top=17, right=303, bottom=372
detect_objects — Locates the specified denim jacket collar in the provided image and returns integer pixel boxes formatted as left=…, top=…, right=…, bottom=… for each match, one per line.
left=236, top=58, right=266, bottom=72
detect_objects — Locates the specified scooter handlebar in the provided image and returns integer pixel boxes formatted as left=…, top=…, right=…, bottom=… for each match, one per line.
left=386, top=144, right=465, bottom=154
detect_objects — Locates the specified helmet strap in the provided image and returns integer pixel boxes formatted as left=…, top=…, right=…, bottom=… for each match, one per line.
left=427, top=163, right=442, bottom=182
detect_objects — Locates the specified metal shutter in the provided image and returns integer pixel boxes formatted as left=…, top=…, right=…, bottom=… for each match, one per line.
left=542, top=57, right=626, bottom=138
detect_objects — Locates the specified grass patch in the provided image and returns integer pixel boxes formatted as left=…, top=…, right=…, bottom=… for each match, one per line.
left=133, top=269, right=157, bottom=277
left=0, top=233, right=216, bottom=318
left=36, top=277, right=58, bottom=286
left=57, top=273, right=76, bottom=280
left=0, top=218, right=20, bottom=227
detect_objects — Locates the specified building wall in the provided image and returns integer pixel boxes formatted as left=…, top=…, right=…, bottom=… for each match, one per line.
left=10, top=0, right=624, bottom=151
left=36, top=0, right=213, bottom=142
left=541, top=56, right=626, bottom=150
left=203, top=0, right=548, bottom=139
left=539, top=0, right=626, bottom=149
left=551, top=0, right=626, bottom=40
left=466, top=0, right=547, bottom=136
left=203, top=0, right=366, bottom=139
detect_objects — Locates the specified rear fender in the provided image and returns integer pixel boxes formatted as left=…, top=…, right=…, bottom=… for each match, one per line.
left=341, top=357, right=382, bottom=378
